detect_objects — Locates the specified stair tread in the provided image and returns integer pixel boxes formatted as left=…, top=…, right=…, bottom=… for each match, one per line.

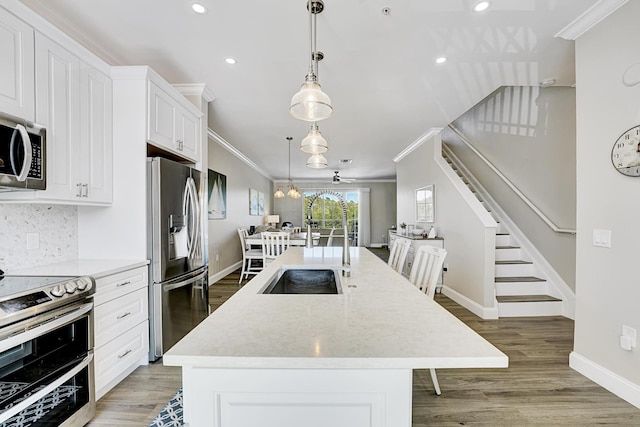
left=496, top=260, right=533, bottom=265
left=497, top=295, right=562, bottom=303
left=496, top=245, right=520, bottom=249
left=495, top=276, right=546, bottom=282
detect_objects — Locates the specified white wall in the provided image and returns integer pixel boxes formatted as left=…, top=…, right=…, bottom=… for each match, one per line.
left=0, top=204, right=78, bottom=271
left=207, top=139, right=273, bottom=278
left=396, top=135, right=496, bottom=314
left=571, top=1, right=640, bottom=408
left=443, top=86, right=577, bottom=290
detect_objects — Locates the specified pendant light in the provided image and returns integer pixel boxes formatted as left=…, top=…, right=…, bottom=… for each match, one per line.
left=289, top=0, right=333, bottom=122
left=284, top=137, right=302, bottom=198
left=300, top=122, right=328, bottom=154
left=306, top=153, right=328, bottom=169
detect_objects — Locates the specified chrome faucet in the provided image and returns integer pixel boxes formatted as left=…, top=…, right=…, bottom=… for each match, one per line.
left=305, top=190, right=351, bottom=277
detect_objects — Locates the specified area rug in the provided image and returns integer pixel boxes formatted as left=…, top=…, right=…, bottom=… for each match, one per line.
left=149, top=388, right=183, bottom=427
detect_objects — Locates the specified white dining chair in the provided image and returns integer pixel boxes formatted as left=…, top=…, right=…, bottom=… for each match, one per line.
left=388, top=237, right=411, bottom=275
left=408, top=245, right=448, bottom=395
left=291, top=226, right=301, bottom=233
left=261, top=231, right=290, bottom=265
left=237, top=228, right=264, bottom=283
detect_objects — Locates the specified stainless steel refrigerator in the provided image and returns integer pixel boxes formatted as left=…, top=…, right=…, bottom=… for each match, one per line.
left=147, top=157, right=209, bottom=361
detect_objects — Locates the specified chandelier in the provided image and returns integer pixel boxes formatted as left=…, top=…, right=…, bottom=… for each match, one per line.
left=289, top=0, right=332, bottom=122
left=276, top=137, right=301, bottom=199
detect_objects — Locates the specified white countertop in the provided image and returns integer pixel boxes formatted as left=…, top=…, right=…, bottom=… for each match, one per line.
left=9, top=259, right=149, bottom=279
left=163, top=247, right=508, bottom=370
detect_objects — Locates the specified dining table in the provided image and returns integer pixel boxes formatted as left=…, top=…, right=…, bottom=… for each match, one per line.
left=246, top=231, right=321, bottom=247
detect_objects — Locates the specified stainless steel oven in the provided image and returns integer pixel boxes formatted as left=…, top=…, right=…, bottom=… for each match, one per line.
left=0, top=273, right=95, bottom=426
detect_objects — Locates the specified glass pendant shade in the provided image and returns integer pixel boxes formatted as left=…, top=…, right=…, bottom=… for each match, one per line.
left=300, top=124, right=328, bottom=154
left=289, top=76, right=333, bottom=122
left=306, top=153, right=328, bottom=169
left=274, top=187, right=285, bottom=198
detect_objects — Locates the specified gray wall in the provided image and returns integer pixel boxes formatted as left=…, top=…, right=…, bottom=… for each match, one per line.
left=442, top=86, right=577, bottom=290
left=396, top=135, right=496, bottom=313
left=573, top=1, right=640, bottom=402
left=207, top=139, right=273, bottom=277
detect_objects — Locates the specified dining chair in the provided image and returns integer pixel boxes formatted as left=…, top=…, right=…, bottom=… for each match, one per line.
left=408, top=245, right=448, bottom=395
left=291, top=226, right=301, bottom=233
left=387, top=238, right=411, bottom=275
left=237, top=228, right=264, bottom=283
left=261, top=231, right=290, bottom=265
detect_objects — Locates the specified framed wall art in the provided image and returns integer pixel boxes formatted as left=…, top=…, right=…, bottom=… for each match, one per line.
left=208, top=170, right=227, bottom=219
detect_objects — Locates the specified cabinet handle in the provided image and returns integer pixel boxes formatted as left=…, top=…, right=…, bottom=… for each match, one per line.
left=76, top=183, right=82, bottom=197
left=117, top=349, right=132, bottom=359
left=117, top=311, right=132, bottom=320
left=82, top=183, right=88, bottom=198
left=116, top=281, right=131, bottom=287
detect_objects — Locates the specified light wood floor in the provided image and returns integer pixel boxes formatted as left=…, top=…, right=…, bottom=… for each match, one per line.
left=88, top=265, right=640, bottom=426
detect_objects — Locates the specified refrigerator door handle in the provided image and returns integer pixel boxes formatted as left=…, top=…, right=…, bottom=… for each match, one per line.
left=162, top=268, right=208, bottom=292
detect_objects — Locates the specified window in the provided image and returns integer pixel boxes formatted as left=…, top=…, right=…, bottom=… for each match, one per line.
left=303, top=191, right=359, bottom=240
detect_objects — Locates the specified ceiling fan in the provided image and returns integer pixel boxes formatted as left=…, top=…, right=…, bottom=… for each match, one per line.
left=331, top=171, right=355, bottom=184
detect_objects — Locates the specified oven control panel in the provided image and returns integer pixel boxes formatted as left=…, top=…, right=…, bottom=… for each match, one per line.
left=49, top=277, right=93, bottom=298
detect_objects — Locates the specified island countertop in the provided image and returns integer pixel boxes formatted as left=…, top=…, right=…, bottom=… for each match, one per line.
left=163, top=247, right=507, bottom=370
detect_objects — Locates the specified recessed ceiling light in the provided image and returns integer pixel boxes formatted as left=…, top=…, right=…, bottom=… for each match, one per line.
left=473, top=1, right=490, bottom=12
left=225, top=57, right=237, bottom=65
left=435, top=56, right=447, bottom=64
left=192, top=3, right=207, bottom=14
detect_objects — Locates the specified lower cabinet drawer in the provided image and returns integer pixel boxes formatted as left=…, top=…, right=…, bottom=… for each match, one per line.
left=94, top=266, right=148, bottom=306
left=94, top=287, right=148, bottom=349
left=94, top=320, right=149, bottom=400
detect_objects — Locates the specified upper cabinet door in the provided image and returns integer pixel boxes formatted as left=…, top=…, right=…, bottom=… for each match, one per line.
left=35, top=33, right=80, bottom=200
left=0, top=8, right=35, bottom=121
left=177, top=106, right=199, bottom=161
left=147, top=81, right=177, bottom=150
left=80, top=64, right=113, bottom=203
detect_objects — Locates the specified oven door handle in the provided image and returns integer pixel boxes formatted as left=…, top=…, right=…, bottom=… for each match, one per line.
left=0, top=302, right=93, bottom=352
left=0, top=351, right=93, bottom=424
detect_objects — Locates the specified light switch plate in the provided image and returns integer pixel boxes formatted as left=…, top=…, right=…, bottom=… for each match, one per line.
left=622, top=325, right=637, bottom=348
left=592, top=229, right=611, bottom=248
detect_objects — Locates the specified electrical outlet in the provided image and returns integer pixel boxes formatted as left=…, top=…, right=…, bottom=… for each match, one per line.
left=621, top=325, right=637, bottom=350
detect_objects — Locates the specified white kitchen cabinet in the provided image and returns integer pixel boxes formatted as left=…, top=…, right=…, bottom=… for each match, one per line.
left=93, top=266, right=149, bottom=400
left=0, top=33, right=113, bottom=204
left=388, top=231, right=444, bottom=284
left=148, top=80, right=200, bottom=162
left=0, top=7, right=35, bottom=121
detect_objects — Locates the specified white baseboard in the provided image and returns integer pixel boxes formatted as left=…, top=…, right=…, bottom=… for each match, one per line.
left=441, top=285, right=499, bottom=320
left=369, top=243, right=387, bottom=248
left=208, top=261, right=242, bottom=286
left=570, top=351, right=640, bottom=409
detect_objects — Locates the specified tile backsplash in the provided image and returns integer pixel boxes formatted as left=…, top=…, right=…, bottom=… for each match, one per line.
left=0, top=204, right=78, bottom=272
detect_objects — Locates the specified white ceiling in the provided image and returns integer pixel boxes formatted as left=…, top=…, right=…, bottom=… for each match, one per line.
left=19, top=0, right=596, bottom=182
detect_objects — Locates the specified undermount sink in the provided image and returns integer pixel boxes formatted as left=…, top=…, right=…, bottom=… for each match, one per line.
left=262, top=269, right=341, bottom=294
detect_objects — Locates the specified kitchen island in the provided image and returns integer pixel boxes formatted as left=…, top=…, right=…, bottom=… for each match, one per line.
left=163, top=247, right=507, bottom=427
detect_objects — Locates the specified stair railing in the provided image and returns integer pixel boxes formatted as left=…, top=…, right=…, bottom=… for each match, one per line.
left=447, top=124, right=576, bottom=235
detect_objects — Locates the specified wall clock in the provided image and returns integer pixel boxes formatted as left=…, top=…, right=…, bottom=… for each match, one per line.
left=611, top=125, right=640, bottom=177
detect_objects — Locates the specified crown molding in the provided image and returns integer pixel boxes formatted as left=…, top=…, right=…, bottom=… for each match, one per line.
left=555, top=0, right=628, bottom=40
left=174, top=84, right=216, bottom=102
left=393, top=128, right=443, bottom=163
left=207, top=129, right=272, bottom=180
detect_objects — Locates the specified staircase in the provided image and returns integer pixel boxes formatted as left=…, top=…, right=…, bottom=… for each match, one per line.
left=443, top=150, right=563, bottom=317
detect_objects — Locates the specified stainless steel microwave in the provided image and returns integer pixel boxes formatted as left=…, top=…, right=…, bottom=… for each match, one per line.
left=0, top=114, right=46, bottom=191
